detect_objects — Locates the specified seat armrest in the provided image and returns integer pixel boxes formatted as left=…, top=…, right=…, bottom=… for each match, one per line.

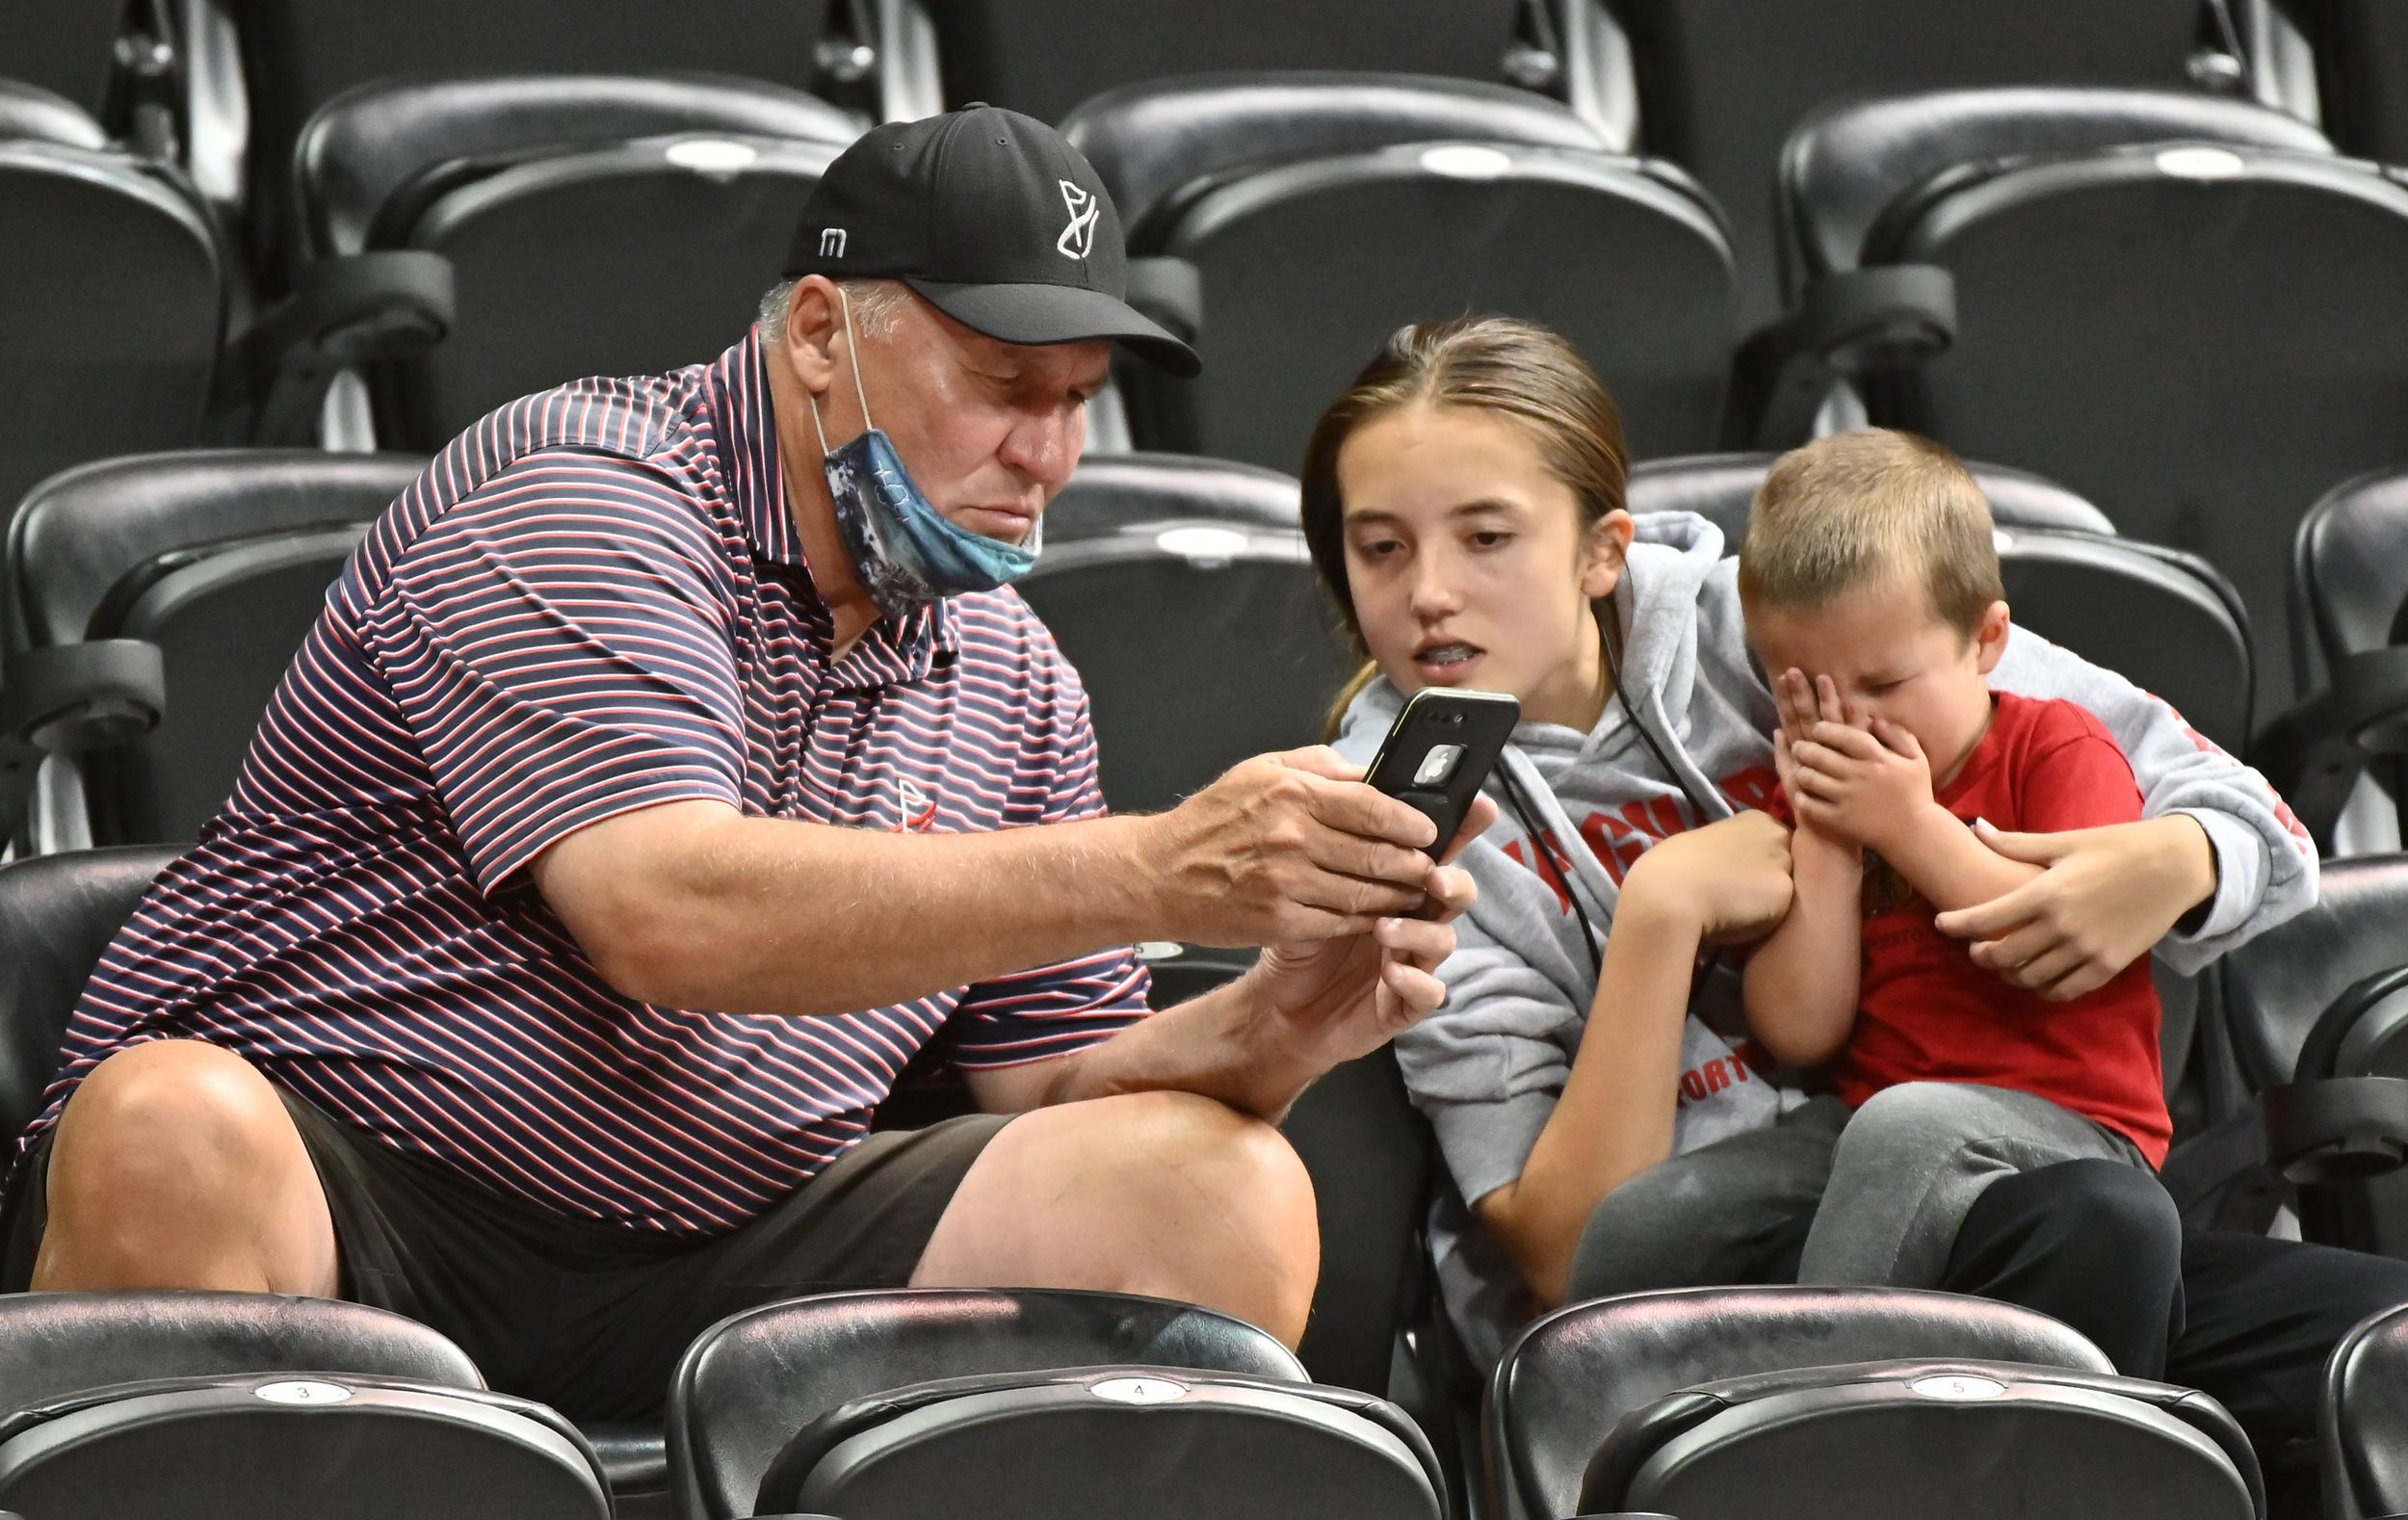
left=2161, top=1075, right=2408, bottom=1225
left=1723, top=265, right=1955, bottom=448
left=2252, top=646, right=2408, bottom=852
left=236, top=250, right=456, bottom=445
left=0, top=640, right=165, bottom=847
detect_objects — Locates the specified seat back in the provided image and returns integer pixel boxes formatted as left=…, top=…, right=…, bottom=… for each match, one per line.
left=1014, top=453, right=1347, bottom=813
left=2324, top=1299, right=2408, bottom=1519
left=1065, top=75, right=1734, bottom=470
left=757, top=1365, right=1442, bottom=1520
left=235, top=1, right=843, bottom=259
left=2217, top=853, right=2408, bottom=1089
left=666, top=1287, right=1304, bottom=1520
left=1610, top=1, right=2236, bottom=322
left=10, top=452, right=425, bottom=847
left=296, top=75, right=860, bottom=447
left=924, top=0, right=1543, bottom=124
left=1626, top=451, right=2117, bottom=547
left=1487, top=1285, right=2112, bottom=1520
left=1586, top=1359, right=2260, bottom=1520
left=2294, top=468, right=2408, bottom=685
left=0, top=5, right=123, bottom=118
left=0, top=1371, right=608, bottom=1520
left=1802, top=92, right=2408, bottom=707
left=0, top=847, right=181, bottom=1140
left=0, top=86, right=223, bottom=518
left=0, top=1293, right=484, bottom=1410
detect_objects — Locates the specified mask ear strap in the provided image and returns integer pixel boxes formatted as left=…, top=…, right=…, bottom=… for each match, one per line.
left=839, top=285, right=875, bottom=432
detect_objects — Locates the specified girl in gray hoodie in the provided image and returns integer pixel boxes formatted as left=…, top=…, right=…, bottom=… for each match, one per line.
left=1301, top=316, right=2317, bottom=1370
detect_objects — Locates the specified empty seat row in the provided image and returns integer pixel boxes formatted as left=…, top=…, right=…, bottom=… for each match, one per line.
left=10, top=69, right=2404, bottom=707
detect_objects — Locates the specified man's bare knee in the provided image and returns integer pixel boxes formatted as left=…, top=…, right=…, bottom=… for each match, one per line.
left=37, top=1040, right=335, bottom=1296
left=917, top=1091, right=1321, bottom=1345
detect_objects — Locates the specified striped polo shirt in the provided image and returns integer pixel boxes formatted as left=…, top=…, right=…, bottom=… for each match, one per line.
left=30, top=330, right=1152, bottom=1238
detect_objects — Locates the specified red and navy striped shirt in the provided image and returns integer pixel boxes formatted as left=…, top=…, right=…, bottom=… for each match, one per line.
left=29, top=331, right=1152, bottom=1237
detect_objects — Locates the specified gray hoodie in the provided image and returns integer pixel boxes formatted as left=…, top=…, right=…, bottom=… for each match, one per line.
left=1331, top=511, right=2319, bottom=1366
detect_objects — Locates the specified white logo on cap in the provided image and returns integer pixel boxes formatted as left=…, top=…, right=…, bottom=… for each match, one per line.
left=821, top=227, right=848, bottom=257
left=1057, top=180, right=1098, bottom=260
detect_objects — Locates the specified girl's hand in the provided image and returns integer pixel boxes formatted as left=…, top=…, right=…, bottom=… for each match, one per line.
left=1625, top=810, right=1794, bottom=945
left=1933, top=815, right=2217, bottom=1000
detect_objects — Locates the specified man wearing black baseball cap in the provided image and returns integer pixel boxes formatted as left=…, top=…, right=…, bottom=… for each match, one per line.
left=14, top=103, right=1485, bottom=1423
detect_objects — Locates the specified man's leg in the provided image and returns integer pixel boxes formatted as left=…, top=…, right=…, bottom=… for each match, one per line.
left=911, top=1091, right=1320, bottom=1346
left=28, top=1039, right=339, bottom=1297
left=1939, top=1158, right=2185, bottom=1376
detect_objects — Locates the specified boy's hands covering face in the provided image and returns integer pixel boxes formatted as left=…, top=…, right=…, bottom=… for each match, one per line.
left=1777, top=671, right=1933, bottom=854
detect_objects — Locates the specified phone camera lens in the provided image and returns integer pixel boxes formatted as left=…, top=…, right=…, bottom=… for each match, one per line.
left=1443, top=712, right=1464, bottom=726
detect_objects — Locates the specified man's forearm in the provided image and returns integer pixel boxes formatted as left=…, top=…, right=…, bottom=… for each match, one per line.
left=1022, top=971, right=1312, bottom=1120
left=543, top=800, right=1169, bottom=1016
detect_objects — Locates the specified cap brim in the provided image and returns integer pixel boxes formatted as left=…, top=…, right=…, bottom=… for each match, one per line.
left=905, top=278, right=1201, bottom=378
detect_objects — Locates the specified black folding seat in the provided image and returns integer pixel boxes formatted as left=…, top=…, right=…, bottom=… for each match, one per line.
left=2256, top=469, right=2408, bottom=854
left=1628, top=451, right=2115, bottom=548
left=1013, top=453, right=1345, bottom=814
left=920, top=0, right=1629, bottom=130
left=2184, top=854, right=2408, bottom=1252
left=1061, top=75, right=1737, bottom=473
left=223, top=1, right=894, bottom=261
left=4, top=451, right=425, bottom=852
left=667, top=1287, right=1441, bottom=1520
left=1483, top=1284, right=2246, bottom=1519
left=1604, top=0, right=2246, bottom=325
left=2323, top=1299, right=2408, bottom=1520
left=1766, top=87, right=2408, bottom=706
left=1623, top=452, right=2257, bottom=752
left=0, top=82, right=226, bottom=518
left=290, top=74, right=861, bottom=449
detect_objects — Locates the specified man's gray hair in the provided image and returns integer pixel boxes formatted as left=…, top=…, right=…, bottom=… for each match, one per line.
left=757, top=277, right=911, bottom=344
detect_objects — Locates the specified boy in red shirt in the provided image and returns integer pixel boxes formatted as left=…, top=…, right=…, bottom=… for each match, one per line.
left=1740, top=428, right=2167, bottom=1289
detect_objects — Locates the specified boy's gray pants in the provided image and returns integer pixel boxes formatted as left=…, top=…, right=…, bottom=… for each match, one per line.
left=1567, top=1082, right=2149, bottom=1299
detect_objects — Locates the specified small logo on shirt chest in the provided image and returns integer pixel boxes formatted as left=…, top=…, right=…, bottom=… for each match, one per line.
left=893, top=778, right=938, bottom=832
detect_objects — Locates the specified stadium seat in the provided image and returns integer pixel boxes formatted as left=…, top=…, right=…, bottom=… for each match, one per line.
left=1061, top=75, right=1736, bottom=473
left=919, top=0, right=1631, bottom=131
left=0, top=82, right=226, bottom=518
left=0, top=1292, right=614, bottom=1520
left=1628, top=451, right=2116, bottom=546
left=1622, top=453, right=2255, bottom=752
left=666, top=1287, right=1313, bottom=1520
left=5, top=451, right=424, bottom=851
left=291, top=74, right=861, bottom=449
left=1485, top=1284, right=2124, bottom=1520
left=2257, top=469, right=2408, bottom=854
left=1580, top=1357, right=2260, bottom=1519
left=2321, top=1298, right=2408, bottom=1520
left=2188, top=854, right=2408, bottom=1255
left=1765, top=87, right=2407, bottom=707
left=1603, top=0, right=2247, bottom=324
left=1013, top=453, right=1346, bottom=814
left=226, top=1, right=887, bottom=264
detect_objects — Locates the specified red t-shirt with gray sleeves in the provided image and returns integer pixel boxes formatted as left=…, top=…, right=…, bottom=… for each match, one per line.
left=25, top=331, right=1151, bottom=1237
left=1772, top=692, right=2171, bottom=1164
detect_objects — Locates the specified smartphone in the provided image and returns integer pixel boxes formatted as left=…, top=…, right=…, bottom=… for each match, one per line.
left=1364, top=689, right=1521, bottom=856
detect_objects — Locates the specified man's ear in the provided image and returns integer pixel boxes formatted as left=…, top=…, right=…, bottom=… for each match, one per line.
left=781, top=276, right=848, bottom=399
left=1580, top=509, right=1637, bottom=600
left=1972, top=598, right=2013, bottom=674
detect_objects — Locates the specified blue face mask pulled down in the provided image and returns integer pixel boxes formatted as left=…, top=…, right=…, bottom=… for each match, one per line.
left=811, top=291, right=1040, bottom=618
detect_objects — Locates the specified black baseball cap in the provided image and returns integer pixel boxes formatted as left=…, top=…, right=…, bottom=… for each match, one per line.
left=784, top=104, right=1200, bottom=377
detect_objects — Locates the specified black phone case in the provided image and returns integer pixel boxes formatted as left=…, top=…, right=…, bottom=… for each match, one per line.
left=1365, top=690, right=1521, bottom=855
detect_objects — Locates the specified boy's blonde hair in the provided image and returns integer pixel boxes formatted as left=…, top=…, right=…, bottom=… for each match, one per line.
left=1737, top=428, right=2003, bottom=636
